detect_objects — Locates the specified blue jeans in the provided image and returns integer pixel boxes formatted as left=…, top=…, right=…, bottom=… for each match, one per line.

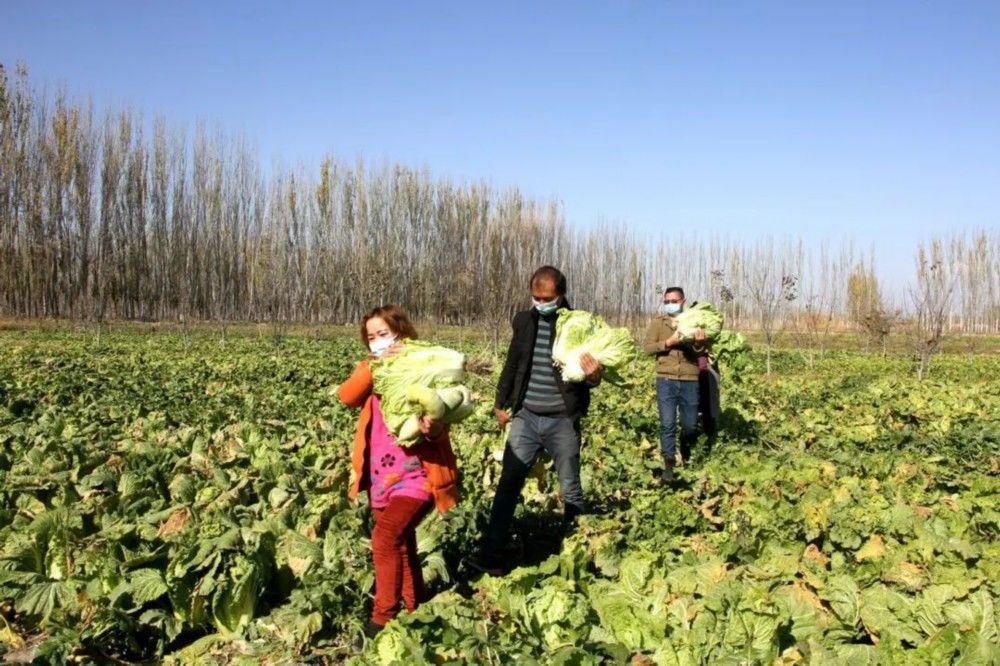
left=656, top=378, right=699, bottom=460
left=485, top=409, right=584, bottom=552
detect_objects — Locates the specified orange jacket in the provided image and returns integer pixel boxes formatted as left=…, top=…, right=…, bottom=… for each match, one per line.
left=337, top=359, right=459, bottom=514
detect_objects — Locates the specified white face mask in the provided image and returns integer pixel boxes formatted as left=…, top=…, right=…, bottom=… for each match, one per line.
left=369, top=336, right=396, bottom=357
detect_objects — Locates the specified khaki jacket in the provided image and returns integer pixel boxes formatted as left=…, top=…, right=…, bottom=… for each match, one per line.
left=642, top=314, right=702, bottom=381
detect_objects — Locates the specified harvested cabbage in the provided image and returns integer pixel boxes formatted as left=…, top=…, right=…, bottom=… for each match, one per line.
left=674, top=302, right=724, bottom=341
left=711, top=329, right=749, bottom=358
left=708, top=329, right=752, bottom=376
left=372, top=340, right=476, bottom=445
left=551, top=309, right=633, bottom=383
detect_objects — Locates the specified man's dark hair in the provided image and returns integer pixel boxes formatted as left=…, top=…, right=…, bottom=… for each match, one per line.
left=531, top=266, right=567, bottom=296
left=665, top=286, right=685, bottom=298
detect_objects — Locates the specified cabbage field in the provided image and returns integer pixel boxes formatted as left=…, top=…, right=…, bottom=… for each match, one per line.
left=1, top=329, right=998, bottom=664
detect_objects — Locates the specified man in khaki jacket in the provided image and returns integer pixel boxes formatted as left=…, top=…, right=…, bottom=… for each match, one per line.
left=642, top=287, right=709, bottom=484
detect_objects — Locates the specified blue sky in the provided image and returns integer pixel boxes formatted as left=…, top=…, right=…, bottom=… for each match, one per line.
left=3, top=1, right=998, bottom=285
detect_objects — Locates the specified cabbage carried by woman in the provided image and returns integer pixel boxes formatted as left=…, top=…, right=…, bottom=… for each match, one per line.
left=371, top=340, right=477, bottom=445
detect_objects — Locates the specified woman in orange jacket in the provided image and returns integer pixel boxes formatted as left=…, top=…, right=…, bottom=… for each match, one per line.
left=337, top=305, right=459, bottom=638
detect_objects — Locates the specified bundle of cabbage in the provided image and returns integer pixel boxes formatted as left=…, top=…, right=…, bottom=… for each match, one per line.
left=551, top=309, right=634, bottom=383
left=371, top=340, right=477, bottom=445
left=674, top=302, right=724, bottom=341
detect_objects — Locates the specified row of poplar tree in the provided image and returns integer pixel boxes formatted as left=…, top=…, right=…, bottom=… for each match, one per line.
left=2, top=64, right=998, bottom=346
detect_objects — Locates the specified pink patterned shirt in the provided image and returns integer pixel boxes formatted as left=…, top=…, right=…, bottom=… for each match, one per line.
left=368, top=396, right=432, bottom=509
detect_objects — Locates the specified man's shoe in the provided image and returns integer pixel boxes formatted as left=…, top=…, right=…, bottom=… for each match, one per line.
left=679, top=441, right=692, bottom=464
left=659, top=457, right=676, bottom=485
left=463, top=551, right=505, bottom=577
left=562, top=504, right=584, bottom=532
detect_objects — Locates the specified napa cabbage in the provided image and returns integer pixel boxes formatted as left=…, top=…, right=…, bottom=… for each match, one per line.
left=674, top=302, right=724, bottom=341
left=211, top=555, right=264, bottom=635
left=371, top=340, right=476, bottom=445
left=672, top=302, right=752, bottom=373
left=551, top=309, right=634, bottom=383
left=710, top=329, right=752, bottom=371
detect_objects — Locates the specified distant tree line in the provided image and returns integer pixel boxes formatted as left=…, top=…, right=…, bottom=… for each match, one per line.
left=2, top=63, right=999, bottom=358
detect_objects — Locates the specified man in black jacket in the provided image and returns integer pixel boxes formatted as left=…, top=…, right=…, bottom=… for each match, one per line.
left=474, top=266, right=603, bottom=573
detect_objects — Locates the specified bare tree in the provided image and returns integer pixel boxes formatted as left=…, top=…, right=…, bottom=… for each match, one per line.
left=6, top=61, right=1000, bottom=357
left=953, top=231, right=993, bottom=357
left=739, top=240, right=798, bottom=374
left=910, top=239, right=956, bottom=380
left=791, top=242, right=856, bottom=365
left=990, top=233, right=1000, bottom=334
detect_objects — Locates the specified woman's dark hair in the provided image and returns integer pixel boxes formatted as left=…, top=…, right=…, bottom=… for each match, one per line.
left=361, top=305, right=418, bottom=346
left=530, top=265, right=567, bottom=296
left=665, top=286, right=685, bottom=299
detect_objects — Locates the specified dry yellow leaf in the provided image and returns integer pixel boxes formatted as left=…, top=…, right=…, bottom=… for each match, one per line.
left=856, top=534, right=887, bottom=562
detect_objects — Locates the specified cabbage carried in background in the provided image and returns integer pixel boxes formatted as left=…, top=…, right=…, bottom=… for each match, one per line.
left=371, top=340, right=476, bottom=445
left=711, top=330, right=750, bottom=358
left=709, top=329, right=752, bottom=375
left=674, top=302, right=724, bottom=342
left=551, top=309, right=634, bottom=383
left=672, top=302, right=750, bottom=373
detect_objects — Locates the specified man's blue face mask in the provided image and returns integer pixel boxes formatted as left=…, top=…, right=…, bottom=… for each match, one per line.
left=533, top=298, right=560, bottom=315
left=660, top=302, right=682, bottom=316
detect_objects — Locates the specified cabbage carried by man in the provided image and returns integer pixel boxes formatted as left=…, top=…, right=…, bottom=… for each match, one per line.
left=673, top=302, right=724, bottom=342
left=551, top=309, right=634, bottom=383
left=371, top=340, right=477, bottom=445
left=675, top=302, right=750, bottom=370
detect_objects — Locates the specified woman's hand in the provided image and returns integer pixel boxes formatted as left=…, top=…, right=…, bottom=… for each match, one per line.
left=419, top=414, right=446, bottom=440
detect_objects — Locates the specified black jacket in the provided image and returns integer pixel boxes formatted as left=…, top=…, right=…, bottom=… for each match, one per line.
left=493, top=308, right=593, bottom=419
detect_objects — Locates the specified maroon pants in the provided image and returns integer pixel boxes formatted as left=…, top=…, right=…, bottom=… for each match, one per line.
left=371, top=496, right=432, bottom=625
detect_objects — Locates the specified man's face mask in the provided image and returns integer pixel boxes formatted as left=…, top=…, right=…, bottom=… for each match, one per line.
left=532, top=298, right=560, bottom=315
left=660, top=302, right=682, bottom=316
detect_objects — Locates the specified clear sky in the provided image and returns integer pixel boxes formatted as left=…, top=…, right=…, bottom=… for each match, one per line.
left=3, top=1, right=998, bottom=286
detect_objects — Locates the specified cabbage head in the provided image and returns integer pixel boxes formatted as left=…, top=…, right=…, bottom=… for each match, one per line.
left=371, top=340, right=475, bottom=445
left=211, top=555, right=264, bottom=635
left=674, top=302, right=724, bottom=341
left=709, top=329, right=752, bottom=375
left=551, top=309, right=634, bottom=383
left=711, top=329, right=749, bottom=357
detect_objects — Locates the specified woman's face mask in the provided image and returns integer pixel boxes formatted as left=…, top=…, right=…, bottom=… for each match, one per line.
left=369, top=335, right=397, bottom=357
